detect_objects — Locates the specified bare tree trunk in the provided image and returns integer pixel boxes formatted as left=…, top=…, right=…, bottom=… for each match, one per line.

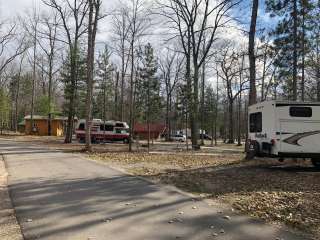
left=223, top=101, right=227, bottom=143
left=120, top=14, right=126, bottom=122
left=103, top=74, right=106, bottom=143
left=129, top=37, right=135, bottom=152
left=191, top=65, right=200, bottom=149
left=249, top=0, right=258, bottom=106
left=200, top=60, right=205, bottom=146
left=185, top=110, right=189, bottom=151
left=166, top=94, right=170, bottom=141
left=237, top=95, right=242, bottom=146
left=85, top=0, right=101, bottom=152
left=30, top=24, right=37, bottom=135
left=292, top=0, right=298, bottom=101
left=214, top=71, right=219, bottom=146
left=14, top=56, right=24, bottom=132
left=316, top=37, right=320, bottom=101
left=261, top=47, right=267, bottom=101
left=48, top=54, right=53, bottom=136
left=114, top=71, right=119, bottom=119
left=228, top=100, right=234, bottom=144
left=147, top=70, right=150, bottom=152
left=301, top=5, right=306, bottom=101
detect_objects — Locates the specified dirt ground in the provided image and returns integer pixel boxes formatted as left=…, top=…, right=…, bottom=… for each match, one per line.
left=0, top=156, right=23, bottom=240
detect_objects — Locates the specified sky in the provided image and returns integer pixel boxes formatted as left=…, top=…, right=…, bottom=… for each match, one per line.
left=0, top=0, right=276, bottom=87
left=0, top=0, right=275, bottom=29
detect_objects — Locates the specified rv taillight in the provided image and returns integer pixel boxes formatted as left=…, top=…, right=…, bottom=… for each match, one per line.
left=271, top=139, right=276, bottom=146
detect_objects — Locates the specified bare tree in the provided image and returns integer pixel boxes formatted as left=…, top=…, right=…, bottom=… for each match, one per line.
left=248, top=0, right=258, bottom=106
left=85, top=0, right=102, bottom=152
left=13, top=55, right=26, bottom=132
left=124, top=0, right=152, bottom=152
left=158, top=0, right=240, bottom=149
left=37, top=11, right=60, bottom=136
left=43, top=0, right=89, bottom=143
left=111, top=6, right=132, bottom=121
left=21, top=7, right=41, bottom=134
left=0, top=23, right=28, bottom=83
left=159, top=48, right=183, bottom=141
left=218, top=47, right=248, bottom=143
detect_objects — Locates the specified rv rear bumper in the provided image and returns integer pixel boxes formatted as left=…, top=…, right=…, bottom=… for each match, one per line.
left=278, top=152, right=320, bottom=158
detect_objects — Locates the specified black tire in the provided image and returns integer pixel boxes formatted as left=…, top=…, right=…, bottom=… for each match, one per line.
left=246, top=141, right=260, bottom=160
left=311, top=158, right=320, bottom=169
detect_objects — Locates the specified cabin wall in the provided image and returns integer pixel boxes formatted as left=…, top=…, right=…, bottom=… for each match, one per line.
left=25, top=119, right=65, bottom=136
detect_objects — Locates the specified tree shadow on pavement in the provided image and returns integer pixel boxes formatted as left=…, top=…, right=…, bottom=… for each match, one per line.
left=8, top=173, right=309, bottom=240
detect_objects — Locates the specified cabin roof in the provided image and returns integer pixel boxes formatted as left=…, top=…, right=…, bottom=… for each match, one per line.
left=24, top=115, right=72, bottom=121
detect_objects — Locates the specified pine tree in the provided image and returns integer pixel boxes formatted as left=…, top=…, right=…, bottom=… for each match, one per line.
left=60, top=49, right=87, bottom=119
left=266, top=0, right=313, bottom=100
left=95, top=45, right=115, bottom=120
left=136, top=43, right=161, bottom=123
left=135, top=43, right=162, bottom=149
left=306, top=0, right=320, bottom=100
left=0, top=88, right=10, bottom=134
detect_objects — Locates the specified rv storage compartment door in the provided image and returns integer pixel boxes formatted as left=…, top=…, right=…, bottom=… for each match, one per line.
left=279, top=120, right=320, bottom=153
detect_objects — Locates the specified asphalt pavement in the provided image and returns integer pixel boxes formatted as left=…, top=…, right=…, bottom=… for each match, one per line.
left=0, top=139, right=310, bottom=240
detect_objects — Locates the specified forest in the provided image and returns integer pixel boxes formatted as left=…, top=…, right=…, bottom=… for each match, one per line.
left=0, top=0, right=319, bottom=151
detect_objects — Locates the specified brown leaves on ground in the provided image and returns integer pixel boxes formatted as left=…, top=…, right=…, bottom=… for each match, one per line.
left=90, top=152, right=320, bottom=238
left=90, top=152, right=243, bottom=175
left=155, top=161, right=320, bottom=238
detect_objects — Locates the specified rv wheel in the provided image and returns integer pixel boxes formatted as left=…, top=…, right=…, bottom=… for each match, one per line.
left=311, top=159, right=320, bottom=169
left=246, top=141, right=259, bottom=160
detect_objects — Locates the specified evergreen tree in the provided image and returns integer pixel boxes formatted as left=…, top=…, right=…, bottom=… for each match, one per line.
left=306, top=0, right=320, bottom=100
left=0, top=88, right=10, bottom=134
left=60, top=49, right=87, bottom=119
left=135, top=43, right=162, bottom=123
left=266, top=0, right=313, bottom=100
left=95, top=45, right=115, bottom=120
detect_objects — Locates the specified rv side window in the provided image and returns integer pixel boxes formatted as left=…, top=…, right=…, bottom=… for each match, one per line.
left=100, top=125, right=114, bottom=131
left=115, top=123, right=125, bottom=128
left=289, top=107, right=312, bottom=117
left=78, top=123, right=85, bottom=130
left=249, top=112, right=262, bottom=133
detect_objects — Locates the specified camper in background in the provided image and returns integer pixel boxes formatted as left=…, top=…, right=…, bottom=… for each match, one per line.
left=75, top=119, right=130, bottom=144
left=247, top=101, right=320, bottom=168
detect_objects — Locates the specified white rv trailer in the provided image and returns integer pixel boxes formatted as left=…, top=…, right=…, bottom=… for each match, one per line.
left=247, top=100, right=320, bottom=167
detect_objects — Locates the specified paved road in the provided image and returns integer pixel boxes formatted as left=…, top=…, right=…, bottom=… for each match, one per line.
left=0, top=140, right=309, bottom=240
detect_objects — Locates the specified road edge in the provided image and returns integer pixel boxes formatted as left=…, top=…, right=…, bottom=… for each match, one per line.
left=0, top=154, right=24, bottom=240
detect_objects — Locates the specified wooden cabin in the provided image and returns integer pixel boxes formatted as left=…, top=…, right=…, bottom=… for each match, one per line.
left=24, top=115, right=69, bottom=136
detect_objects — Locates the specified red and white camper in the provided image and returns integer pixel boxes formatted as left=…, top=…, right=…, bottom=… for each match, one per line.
left=75, top=119, right=130, bottom=144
